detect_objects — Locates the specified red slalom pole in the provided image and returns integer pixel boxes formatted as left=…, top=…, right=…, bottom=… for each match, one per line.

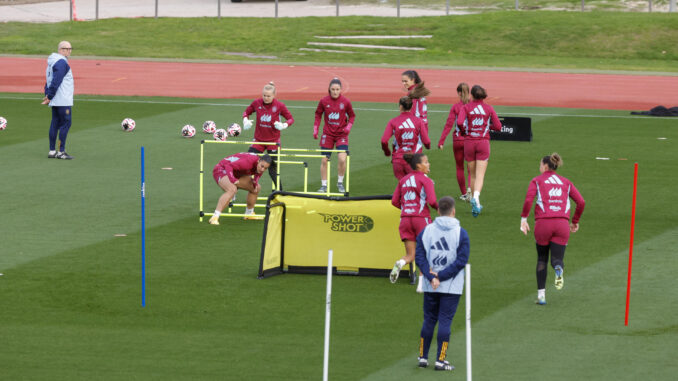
left=625, top=163, right=638, bottom=326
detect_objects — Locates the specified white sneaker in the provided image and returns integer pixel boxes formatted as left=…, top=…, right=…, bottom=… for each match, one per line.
left=337, top=182, right=346, bottom=193
left=418, top=357, right=428, bottom=368
left=435, top=360, right=454, bottom=371
left=209, top=215, right=220, bottom=225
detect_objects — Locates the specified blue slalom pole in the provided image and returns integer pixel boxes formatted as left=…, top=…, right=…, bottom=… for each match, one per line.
left=141, top=146, right=146, bottom=307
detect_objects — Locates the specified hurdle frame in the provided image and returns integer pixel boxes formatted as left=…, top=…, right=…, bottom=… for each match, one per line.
left=278, top=147, right=350, bottom=197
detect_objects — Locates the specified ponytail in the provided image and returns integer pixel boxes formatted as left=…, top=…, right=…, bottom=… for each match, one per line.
left=541, top=152, right=563, bottom=171
left=403, top=153, right=425, bottom=170
left=399, top=96, right=413, bottom=111
left=263, top=81, right=276, bottom=94
left=457, top=82, right=470, bottom=104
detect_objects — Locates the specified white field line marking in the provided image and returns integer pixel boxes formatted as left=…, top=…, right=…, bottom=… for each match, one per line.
left=314, top=35, right=432, bottom=39
left=307, top=42, right=425, bottom=51
left=299, top=48, right=356, bottom=54
left=1, top=95, right=675, bottom=120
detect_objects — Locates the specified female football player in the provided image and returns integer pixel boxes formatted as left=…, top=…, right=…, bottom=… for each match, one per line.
left=381, top=96, right=431, bottom=181
left=209, top=153, right=272, bottom=224
left=390, top=153, right=438, bottom=291
left=313, top=78, right=356, bottom=193
left=242, top=81, right=294, bottom=189
left=456, top=85, right=502, bottom=217
left=520, top=153, right=585, bottom=304
left=402, top=70, right=431, bottom=133
left=438, top=82, right=471, bottom=202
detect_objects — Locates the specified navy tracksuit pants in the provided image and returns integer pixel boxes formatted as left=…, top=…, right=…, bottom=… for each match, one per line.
left=49, top=106, right=72, bottom=152
left=420, top=292, right=460, bottom=363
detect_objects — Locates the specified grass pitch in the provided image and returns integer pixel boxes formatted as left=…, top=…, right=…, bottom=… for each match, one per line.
left=0, top=93, right=676, bottom=379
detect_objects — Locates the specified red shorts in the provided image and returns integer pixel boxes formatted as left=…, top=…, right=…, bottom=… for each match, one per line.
left=464, top=139, right=490, bottom=161
left=212, top=164, right=232, bottom=184
left=320, top=134, right=349, bottom=150
left=249, top=144, right=278, bottom=153
left=392, top=159, right=412, bottom=180
left=534, top=218, right=570, bottom=246
left=399, top=216, right=431, bottom=241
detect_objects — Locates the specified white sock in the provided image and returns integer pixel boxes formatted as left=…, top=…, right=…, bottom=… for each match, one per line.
left=397, top=259, right=406, bottom=268
left=538, top=289, right=545, bottom=299
left=321, top=180, right=327, bottom=186
left=213, top=210, right=221, bottom=218
left=473, top=191, right=480, bottom=203
left=338, top=175, right=344, bottom=183
left=245, top=208, right=254, bottom=215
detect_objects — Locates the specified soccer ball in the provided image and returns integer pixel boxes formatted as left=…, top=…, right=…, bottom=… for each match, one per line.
left=0, top=116, right=6, bottom=131
left=122, top=118, right=136, bottom=132
left=181, top=124, right=196, bottom=138
left=227, top=123, right=242, bottom=137
left=203, top=120, right=217, bottom=134
left=213, top=128, right=227, bottom=142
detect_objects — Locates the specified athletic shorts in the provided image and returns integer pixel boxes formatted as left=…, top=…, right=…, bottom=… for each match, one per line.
left=392, top=158, right=412, bottom=180
left=399, top=216, right=431, bottom=242
left=249, top=144, right=278, bottom=154
left=464, top=139, right=490, bottom=162
left=534, top=218, right=570, bottom=246
left=212, top=164, right=232, bottom=184
left=320, top=134, right=349, bottom=158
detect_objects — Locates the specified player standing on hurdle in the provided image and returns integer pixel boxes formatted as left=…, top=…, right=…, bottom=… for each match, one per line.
left=415, top=196, right=469, bottom=371
left=313, top=78, right=356, bottom=193
left=209, top=153, right=272, bottom=224
left=242, top=81, right=294, bottom=189
left=381, top=96, right=431, bottom=181
left=391, top=153, right=438, bottom=289
left=402, top=70, right=431, bottom=134
left=438, top=82, right=471, bottom=202
left=520, top=153, right=585, bottom=305
left=457, top=85, right=502, bottom=217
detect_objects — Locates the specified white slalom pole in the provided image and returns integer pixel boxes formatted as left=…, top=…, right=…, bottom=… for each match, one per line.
left=465, top=263, right=472, bottom=381
left=323, top=249, right=333, bottom=381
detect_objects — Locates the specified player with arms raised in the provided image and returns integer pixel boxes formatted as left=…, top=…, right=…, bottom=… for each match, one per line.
left=457, top=85, right=502, bottom=217
left=209, top=153, right=272, bottom=224
left=382, top=96, right=431, bottom=181
left=520, top=153, right=585, bottom=305
left=391, top=153, right=438, bottom=291
left=242, top=81, right=294, bottom=188
left=313, top=78, right=356, bottom=193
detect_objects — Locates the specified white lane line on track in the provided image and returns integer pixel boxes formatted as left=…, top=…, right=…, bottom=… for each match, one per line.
left=1, top=95, right=674, bottom=120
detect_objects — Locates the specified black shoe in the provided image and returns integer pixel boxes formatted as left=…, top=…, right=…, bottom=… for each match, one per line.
left=48, top=151, right=57, bottom=158
left=56, top=152, right=74, bottom=160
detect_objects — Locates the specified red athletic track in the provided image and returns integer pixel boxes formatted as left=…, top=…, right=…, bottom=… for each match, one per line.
left=2, top=57, right=677, bottom=110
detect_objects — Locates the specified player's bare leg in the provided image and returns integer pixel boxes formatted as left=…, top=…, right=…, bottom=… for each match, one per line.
left=238, top=176, right=260, bottom=220
left=391, top=240, right=416, bottom=284
left=337, top=152, right=347, bottom=193
left=211, top=177, right=238, bottom=225
left=470, top=159, right=488, bottom=216
left=319, top=156, right=329, bottom=192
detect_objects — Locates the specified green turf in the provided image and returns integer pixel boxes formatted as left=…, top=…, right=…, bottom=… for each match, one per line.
left=0, top=93, right=676, bottom=379
left=1, top=12, right=677, bottom=72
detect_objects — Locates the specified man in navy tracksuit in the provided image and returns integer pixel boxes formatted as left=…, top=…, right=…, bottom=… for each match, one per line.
left=42, top=41, right=74, bottom=160
left=415, top=196, right=470, bottom=371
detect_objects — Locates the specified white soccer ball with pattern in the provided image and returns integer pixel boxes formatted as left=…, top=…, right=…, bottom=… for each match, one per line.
left=227, top=123, right=242, bottom=137
left=122, top=118, right=136, bottom=132
left=203, top=120, right=217, bottom=134
left=181, top=124, right=196, bottom=138
left=213, top=128, right=227, bottom=141
left=0, top=116, right=7, bottom=131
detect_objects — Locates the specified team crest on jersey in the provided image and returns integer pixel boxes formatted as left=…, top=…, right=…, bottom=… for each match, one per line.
left=339, top=103, right=344, bottom=110
left=318, top=213, right=374, bottom=233
left=272, top=106, right=277, bottom=112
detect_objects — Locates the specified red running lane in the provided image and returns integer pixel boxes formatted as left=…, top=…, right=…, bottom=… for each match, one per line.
left=2, top=57, right=677, bottom=110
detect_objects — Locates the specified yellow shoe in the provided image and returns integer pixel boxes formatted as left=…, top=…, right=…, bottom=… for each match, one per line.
left=243, top=213, right=259, bottom=220
left=209, top=215, right=220, bottom=225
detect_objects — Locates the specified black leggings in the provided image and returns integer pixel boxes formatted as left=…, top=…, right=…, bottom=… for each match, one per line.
left=536, top=242, right=566, bottom=289
left=248, top=147, right=281, bottom=189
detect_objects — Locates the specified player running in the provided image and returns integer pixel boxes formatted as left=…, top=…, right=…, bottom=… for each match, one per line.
left=438, top=82, right=472, bottom=202
left=456, top=85, right=502, bottom=217
left=313, top=78, right=356, bottom=193
left=390, top=153, right=438, bottom=290
left=520, top=153, right=585, bottom=305
left=402, top=70, right=431, bottom=134
left=209, top=153, right=272, bottom=224
left=381, top=96, right=431, bottom=180
left=242, top=81, right=294, bottom=189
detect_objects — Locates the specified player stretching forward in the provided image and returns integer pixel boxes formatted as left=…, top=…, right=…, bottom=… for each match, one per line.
left=438, top=82, right=471, bottom=202
left=402, top=70, right=431, bottom=133
left=313, top=78, right=356, bottom=193
left=457, top=85, right=502, bottom=217
left=520, top=153, right=585, bottom=305
left=415, top=196, right=470, bottom=371
left=209, top=153, right=272, bottom=224
left=382, top=96, right=431, bottom=180
left=391, top=153, right=438, bottom=289
left=242, top=81, right=294, bottom=189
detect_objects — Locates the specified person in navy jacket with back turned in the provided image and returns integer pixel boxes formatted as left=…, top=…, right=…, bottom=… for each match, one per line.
left=42, top=41, right=75, bottom=160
